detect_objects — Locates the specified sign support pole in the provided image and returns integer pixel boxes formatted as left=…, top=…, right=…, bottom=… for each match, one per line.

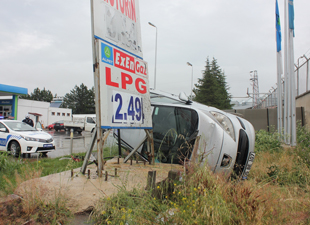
left=91, top=0, right=103, bottom=176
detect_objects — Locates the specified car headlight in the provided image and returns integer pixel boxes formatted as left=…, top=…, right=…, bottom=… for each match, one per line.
left=21, top=136, right=38, bottom=142
left=210, top=111, right=235, bottom=141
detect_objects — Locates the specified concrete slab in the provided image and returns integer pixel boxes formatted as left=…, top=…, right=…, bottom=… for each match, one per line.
left=15, top=158, right=183, bottom=214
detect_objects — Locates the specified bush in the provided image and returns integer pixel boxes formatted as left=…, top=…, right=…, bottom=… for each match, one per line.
left=255, top=129, right=282, bottom=153
left=296, top=121, right=310, bottom=167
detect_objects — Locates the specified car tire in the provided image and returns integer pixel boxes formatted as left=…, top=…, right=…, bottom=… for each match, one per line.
left=42, top=152, right=47, bottom=157
left=55, top=129, right=58, bottom=132
left=10, top=141, right=20, bottom=158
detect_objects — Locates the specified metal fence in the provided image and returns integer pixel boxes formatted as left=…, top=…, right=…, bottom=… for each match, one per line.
left=256, top=53, right=310, bottom=109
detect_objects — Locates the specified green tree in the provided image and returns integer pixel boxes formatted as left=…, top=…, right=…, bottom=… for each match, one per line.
left=61, top=83, right=95, bottom=114
left=193, top=57, right=232, bottom=110
left=20, top=87, right=53, bottom=102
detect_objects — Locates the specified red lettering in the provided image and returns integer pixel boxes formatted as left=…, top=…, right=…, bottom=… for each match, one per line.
left=114, top=49, right=135, bottom=73
left=121, top=72, right=133, bottom=90
left=119, top=0, right=124, bottom=14
left=131, top=0, right=136, bottom=22
left=110, top=0, right=114, bottom=6
left=135, top=61, right=139, bottom=73
left=135, top=78, right=146, bottom=94
left=124, top=0, right=128, bottom=17
left=105, top=67, right=119, bottom=88
left=135, top=60, right=147, bottom=76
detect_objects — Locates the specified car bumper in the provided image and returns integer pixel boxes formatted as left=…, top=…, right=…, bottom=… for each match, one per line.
left=21, top=141, right=56, bottom=153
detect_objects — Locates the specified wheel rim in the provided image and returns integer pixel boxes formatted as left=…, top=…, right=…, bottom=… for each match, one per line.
left=11, top=143, right=17, bottom=155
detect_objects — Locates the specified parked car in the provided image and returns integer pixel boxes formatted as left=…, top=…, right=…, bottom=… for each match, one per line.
left=0, top=120, right=55, bottom=157
left=114, top=90, right=255, bottom=179
left=54, top=120, right=64, bottom=131
left=46, top=122, right=55, bottom=130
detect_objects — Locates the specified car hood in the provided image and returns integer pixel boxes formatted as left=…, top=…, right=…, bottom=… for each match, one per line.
left=13, top=131, right=52, bottom=139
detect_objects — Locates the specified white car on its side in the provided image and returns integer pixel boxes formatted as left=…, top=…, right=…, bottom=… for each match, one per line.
left=114, top=90, right=255, bottom=179
left=0, top=120, right=55, bottom=157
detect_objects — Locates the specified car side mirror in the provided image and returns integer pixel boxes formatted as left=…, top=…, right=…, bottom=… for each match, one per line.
left=179, top=92, right=192, bottom=105
left=179, top=92, right=188, bottom=102
left=35, top=122, right=43, bottom=131
left=0, top=127, right=7, bottom=132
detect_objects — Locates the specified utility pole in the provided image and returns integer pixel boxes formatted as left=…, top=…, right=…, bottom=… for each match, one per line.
left=250, top=70, right=259, bottom=108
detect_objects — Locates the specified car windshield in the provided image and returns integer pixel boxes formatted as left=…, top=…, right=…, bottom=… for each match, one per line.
left=4, top=121, right=37, bottom=131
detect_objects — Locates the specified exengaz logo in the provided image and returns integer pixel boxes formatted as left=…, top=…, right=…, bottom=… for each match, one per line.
left=101, top=42, right=114, bottom=66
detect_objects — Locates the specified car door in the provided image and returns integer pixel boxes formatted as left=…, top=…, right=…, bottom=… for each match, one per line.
left=0, top=122, right=9, bottom=151
left=85, top=117, right=96, bottom=132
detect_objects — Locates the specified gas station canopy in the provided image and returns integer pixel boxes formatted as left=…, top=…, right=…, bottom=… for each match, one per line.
left=0, top=84, right=28, bottom=96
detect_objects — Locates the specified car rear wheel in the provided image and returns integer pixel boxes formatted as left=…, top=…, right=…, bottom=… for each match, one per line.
left=10, top=141, right=20, bottom=158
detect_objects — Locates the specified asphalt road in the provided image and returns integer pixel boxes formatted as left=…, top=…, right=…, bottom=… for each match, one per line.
left=28, top=129, right=116, bottom=159
left=46, top=130, right=94, bottom=158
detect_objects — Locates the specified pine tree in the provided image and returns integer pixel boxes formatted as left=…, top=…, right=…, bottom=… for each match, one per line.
left=20, top=87, right=53, bottom=102
left=61, top=83, right=95, bottom=114
left=193, top=57, right=232, bottom=110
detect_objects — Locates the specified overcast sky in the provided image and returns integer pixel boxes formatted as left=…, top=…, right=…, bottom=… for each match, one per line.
left=1, top=0, right=310, bottom=101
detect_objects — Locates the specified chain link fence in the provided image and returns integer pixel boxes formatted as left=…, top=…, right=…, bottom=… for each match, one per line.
left=256, top=53, right=310, bottom=109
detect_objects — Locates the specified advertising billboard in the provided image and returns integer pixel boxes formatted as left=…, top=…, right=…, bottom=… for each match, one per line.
left=93, top=0, right=143, bottom=59
left=98, top=40, right=152, bottom=129
left=91, top=0, right=152, bottom=129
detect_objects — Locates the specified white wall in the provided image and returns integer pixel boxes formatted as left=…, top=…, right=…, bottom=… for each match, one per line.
left=48, top=107, right=72, bottom=125
left=17, top=99, right=50, bottom=126
left=17, top=99, right=72, bottom=127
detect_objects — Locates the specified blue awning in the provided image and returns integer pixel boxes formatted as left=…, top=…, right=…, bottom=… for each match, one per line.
left=0, top=84, right=28, bottom=96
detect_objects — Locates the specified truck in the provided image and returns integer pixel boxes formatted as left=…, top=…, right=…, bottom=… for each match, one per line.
left=63, top=114, right=96, bottom=133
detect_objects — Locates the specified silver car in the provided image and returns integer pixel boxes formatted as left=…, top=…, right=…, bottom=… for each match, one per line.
left=115, top=90, right=255, bottom=179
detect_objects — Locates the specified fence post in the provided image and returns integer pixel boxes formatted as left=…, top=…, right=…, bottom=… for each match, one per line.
left=146, top=171, right=156, bottom=190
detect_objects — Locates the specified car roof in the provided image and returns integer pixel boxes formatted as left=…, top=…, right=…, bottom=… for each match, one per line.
left=0, top=120, right=22, bottom=123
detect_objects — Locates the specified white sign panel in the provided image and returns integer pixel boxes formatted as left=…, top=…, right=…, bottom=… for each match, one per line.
left=93, top=0, right=143, bottom=59
left=98, top=40, right=152, bottom=129
left=92, top=0, right=151, bottom=129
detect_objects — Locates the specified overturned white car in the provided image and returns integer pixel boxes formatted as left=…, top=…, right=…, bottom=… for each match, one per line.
left=115, top=90, right=255, bottom=179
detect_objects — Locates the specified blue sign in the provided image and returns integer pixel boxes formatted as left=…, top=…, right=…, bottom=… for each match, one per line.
left=0, top=99, right=13, bottom=105
left=101, top=43, right=114, bottom=66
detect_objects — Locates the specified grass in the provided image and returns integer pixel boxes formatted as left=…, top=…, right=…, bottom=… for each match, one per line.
left=90, top=124, right=310, bottom=224
left=0, top=152, right=83, bottom=224
left=90, top=147, right=310, bottom=224
left=0, top=144, right=119, bottom=224
left=2, top=124, right=310, bottom=224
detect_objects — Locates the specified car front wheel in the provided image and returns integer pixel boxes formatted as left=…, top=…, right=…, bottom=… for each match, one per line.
left=10, top=141, right=20, bottom=158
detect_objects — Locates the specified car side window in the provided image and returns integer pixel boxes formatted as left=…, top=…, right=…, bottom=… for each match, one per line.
left=153, top=106, right=177, bottom=141
left=0, top=123, right=8, bottom=132
left=87, top=117, right=95, bottom=124
left=151, top=106, right=198, bottom=164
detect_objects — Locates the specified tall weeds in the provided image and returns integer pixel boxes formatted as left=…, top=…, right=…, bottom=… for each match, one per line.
left=91, top=124, right=310, bottom=224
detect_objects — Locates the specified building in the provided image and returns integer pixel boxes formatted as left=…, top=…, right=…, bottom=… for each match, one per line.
left=0, top=83, right=72, bottom=127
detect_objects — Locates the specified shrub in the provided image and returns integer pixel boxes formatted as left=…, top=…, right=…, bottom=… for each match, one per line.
left=255, top=129, right=282, bottom=153
left=296, top=121, right=310, bottom=168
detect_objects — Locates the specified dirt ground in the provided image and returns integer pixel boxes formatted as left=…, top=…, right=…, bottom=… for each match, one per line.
left=14, top=158, right=183, bottom=214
